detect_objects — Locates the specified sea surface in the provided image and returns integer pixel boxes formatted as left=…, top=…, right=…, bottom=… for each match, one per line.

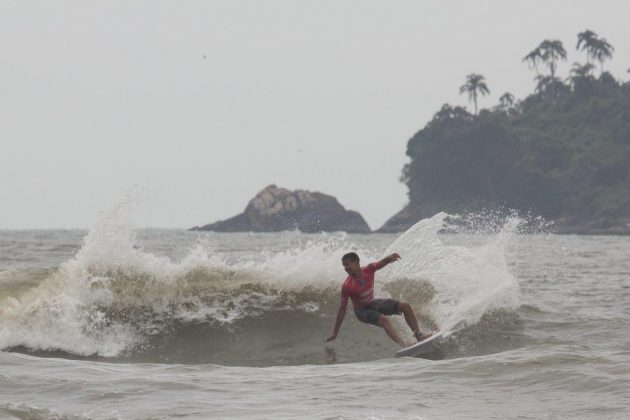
left=1, top=209, right=629, bottom=419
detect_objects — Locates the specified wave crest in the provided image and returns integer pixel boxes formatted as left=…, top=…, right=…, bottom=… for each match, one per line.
left=1, top=203, right=524, bottom=362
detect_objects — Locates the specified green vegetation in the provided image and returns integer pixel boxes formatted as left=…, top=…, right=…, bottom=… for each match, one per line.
left=459, top=73, right=490, bottom=115
left=401, top=31, right=630, bottom=232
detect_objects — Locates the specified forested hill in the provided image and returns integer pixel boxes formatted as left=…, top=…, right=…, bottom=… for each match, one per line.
left=381, top=34, right=630, bottom=234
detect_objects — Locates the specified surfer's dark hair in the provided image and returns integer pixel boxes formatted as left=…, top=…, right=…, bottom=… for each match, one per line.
left=342, top=252, right=359, bottom=262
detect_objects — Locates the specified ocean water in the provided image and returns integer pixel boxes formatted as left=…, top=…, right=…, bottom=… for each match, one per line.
left=0, top=210, right=629, bottom=419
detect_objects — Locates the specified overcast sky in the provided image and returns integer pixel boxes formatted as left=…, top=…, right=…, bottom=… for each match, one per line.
left=2, top=0, right=629, bottom=230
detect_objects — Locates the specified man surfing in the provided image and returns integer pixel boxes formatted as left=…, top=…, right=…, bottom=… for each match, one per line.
left=325, top=252, right=434, bottom=347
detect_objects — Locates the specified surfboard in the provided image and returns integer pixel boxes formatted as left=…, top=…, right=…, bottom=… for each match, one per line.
left=395, top=331, right=444, bottom=358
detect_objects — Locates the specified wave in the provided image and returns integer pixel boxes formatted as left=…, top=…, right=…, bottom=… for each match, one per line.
left=0, top=403, right=82, bottom=420
left=0, top=199, right=525, bottom=365
left=382, top=212, right=522, bottom=334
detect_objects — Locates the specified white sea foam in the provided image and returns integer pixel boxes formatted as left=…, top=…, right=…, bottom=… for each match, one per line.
left=0, top=195, right=374, bottom=356
left=0, top=194, right=521, bottom=357
left=382, top=212, right=521, bottom=335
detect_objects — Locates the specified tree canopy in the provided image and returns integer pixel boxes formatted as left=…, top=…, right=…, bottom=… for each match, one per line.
left=399, top=31, right=630, bottom=232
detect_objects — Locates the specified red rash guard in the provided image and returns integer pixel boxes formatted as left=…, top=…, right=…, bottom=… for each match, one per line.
left=341, top=263, right=377, bottom=309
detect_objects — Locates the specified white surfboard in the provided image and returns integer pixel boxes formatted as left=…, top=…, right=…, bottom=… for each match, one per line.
left=395, top=331, right=444, bottom=358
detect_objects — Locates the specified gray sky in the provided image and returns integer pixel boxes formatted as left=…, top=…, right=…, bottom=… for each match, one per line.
left=2, top=0, right=630, bottom=230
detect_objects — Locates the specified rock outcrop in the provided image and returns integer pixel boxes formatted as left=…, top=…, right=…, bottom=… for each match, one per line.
left=191, top=185, right=371, bottom=233
left=377, top=203, right=428, bottom=233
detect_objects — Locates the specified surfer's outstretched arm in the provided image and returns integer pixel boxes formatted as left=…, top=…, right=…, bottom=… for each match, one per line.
left=326, top=299, right=348, bottom=342
left=374, top=253, right=401, bottom=270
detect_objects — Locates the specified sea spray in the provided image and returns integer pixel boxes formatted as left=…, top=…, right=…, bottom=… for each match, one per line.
left=0, top=197, right=376, bottom=357
left=381, top=212, right=522, bottom=336
left=1, top=200, right=524, bottom=363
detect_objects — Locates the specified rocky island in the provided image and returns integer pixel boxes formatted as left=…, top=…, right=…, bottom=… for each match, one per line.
left=191, top=185, right=371, bottom=233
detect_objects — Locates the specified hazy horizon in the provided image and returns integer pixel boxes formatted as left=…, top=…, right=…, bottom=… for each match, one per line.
left=2, top=0, right=630, bottom=229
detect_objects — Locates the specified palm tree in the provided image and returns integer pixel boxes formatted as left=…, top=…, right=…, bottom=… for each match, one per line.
left=523, top=48, right=543, bottom=76
left=498, top=92, right=515, bottom=112
left=576, top=30, right=614, bottom=74
left=591, top=38, right=614, bottom=74
left=459, top=73, right=490, bottom=115
left=523, top=40, right=567, bottom=103
left=538, top=40, right=567, bottom=79
left=577, top=30, right=598, bottom=64
left=523, top=40, right=567, bottom=78
left=523, top=40, right=567, bottom=100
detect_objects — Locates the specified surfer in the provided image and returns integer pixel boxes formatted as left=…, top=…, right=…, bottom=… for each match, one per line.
left=326, top=252, right=433, bottom=347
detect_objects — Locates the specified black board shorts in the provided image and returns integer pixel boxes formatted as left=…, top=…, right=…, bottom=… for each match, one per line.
left=354, top=299, right=401, bottom=325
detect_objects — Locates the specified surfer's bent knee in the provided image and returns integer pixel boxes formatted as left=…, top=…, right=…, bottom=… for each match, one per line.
left=398, top=302, right=411, bottom=313
left=376, top=314, right=389, bottom=327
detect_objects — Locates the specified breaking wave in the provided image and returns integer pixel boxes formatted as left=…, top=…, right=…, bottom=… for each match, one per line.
left=0, top=200, right=524, bottom=365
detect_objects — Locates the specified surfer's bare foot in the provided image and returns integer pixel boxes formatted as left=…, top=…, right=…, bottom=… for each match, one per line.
left=414, top=330, right=433, bottom=342
left=420, top=331, right=433, bottom=341
left=402, top=339, right=416, bottom=348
